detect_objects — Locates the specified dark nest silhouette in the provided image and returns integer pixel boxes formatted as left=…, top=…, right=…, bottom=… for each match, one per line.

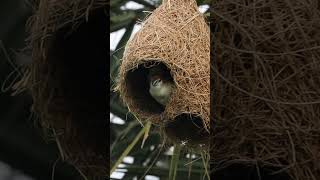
left=163, top=113, right=210, bottom=149
left=13, top=1, right=107, bottom=178
left=211, top=0, right=320, bottom=179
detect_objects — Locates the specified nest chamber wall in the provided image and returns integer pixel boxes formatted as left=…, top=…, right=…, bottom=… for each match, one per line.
left=117, top=0, right=210, bottom=146
left=13, top=0, right=108, bottom=178
left=211, top=0, right=320, bottom=180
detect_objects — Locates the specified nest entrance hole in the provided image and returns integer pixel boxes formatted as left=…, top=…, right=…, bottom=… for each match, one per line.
left=214, top=163, right=291, bottom=180
left=125, top=62, right=172, bottom=114
left=46, top=8, right=107, bottom=155
left=164, top=114, right=209, bottom=146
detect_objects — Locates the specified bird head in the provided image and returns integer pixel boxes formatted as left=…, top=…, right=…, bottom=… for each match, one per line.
left=148, top=65, right=171, bottom=85
left=151, top=77, right=163, bottom=87
left=147, top=65, right=174, bottom=106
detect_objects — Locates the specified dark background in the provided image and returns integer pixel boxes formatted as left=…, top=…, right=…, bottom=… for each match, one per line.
left=0, top=0, right=83, bottom=179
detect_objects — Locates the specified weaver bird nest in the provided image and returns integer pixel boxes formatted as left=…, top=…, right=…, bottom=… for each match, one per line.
left=116, top=0, right=210, bottom=149
left=211, top=0, right=320, bottom=180
left=13, top=0, right=107, bottom=178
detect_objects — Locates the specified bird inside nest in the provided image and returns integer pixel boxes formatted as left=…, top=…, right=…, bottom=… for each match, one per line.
left=148, top=65, right=175, bottom=106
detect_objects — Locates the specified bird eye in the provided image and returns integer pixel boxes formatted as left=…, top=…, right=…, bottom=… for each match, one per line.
left=152, top=79, right=162, bottom=86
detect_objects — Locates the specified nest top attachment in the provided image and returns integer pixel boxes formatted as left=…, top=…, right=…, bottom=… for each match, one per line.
left=117, top=0, right=210, bottom=131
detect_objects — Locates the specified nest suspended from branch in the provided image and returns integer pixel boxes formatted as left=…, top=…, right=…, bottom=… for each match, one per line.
left=116, top=0, right=210, bottom=148
left=13, top=0, right=107, bottom=178
left=211, top=0, right=320, bottom=179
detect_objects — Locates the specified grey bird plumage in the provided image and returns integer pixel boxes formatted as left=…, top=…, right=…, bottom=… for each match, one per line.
left=148, top=65, right=174, bottom=106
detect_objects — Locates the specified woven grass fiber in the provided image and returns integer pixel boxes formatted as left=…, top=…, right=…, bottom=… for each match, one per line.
left=116, top=0, right=210, bottom=147
left=12, top=0, right=108, bottom=178
left=211, top=0, right=320, bottom=179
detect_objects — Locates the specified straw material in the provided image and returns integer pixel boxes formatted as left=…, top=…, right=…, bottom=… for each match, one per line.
left=211, top=0, right=320, bottom=179
left=13, top=0, right=107, bottom=178
left=117, top=0, right=210, bottom=131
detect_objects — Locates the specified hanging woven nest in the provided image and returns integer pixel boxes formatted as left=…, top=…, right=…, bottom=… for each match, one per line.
left=116, top=0, right=210, bottom=148
left=211, top=0, right=320, bottom=179
left=13, top=0, right=107, bottom=178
